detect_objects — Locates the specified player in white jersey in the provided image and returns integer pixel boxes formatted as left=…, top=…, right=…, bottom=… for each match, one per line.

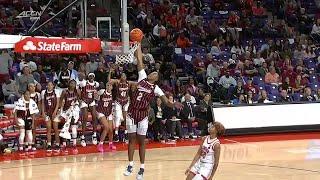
left=185, top=122, right=225, bottom=180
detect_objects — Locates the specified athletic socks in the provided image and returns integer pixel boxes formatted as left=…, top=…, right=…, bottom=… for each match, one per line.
left=129, top=161, right=134, bottom=166
left=140, top=164, right=145, bottom=169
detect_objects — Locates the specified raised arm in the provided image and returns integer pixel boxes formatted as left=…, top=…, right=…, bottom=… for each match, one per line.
left=135, top=44, right=144, bottom=71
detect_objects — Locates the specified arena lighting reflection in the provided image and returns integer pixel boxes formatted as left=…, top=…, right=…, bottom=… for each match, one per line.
left=212, top=102, right=320, bottom=129
left=306, top=140, right=320, bottom=160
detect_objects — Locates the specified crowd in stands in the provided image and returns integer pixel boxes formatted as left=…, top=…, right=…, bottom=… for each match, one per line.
left=0, top=0, right=320, bottom=148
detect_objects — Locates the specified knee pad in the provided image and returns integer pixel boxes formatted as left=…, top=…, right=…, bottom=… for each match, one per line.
left=26, top=130, right=33, bottom=144
left=25, top=118, right=33, bottom=130
left=19, top=129, right=25, bottom=145
left=71, top=125, right=77, bottom=139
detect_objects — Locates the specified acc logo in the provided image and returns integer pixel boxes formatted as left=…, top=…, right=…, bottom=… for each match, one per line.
left=23, top=41, right=37, bottom=51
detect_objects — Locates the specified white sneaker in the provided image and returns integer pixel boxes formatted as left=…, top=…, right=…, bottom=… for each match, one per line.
left=81, top=138, right=87, bottom=147
left=123, top=165, right=133, bottom=176
left=136, top=168, right=144, bottom=180
left=92, top=136, right=98, bottom=145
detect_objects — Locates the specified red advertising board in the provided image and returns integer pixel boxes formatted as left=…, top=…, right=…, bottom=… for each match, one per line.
left=14, top=37, right=101, bottom=54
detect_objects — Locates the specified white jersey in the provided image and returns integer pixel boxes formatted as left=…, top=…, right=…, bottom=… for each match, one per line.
left=199, top=136, right=220, bottom=164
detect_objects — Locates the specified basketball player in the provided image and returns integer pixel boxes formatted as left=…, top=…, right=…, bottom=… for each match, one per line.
left=14, top=90, right=39, bottom=152
left=96, top=82, right=116, bottom=152
left=53, top=80, right=81, bottom=153
left=79, top=73, right=99, bottom=147
left=108, top=72, right=132, bottom=142
left=185, top=122, right=225, bottom=180
left=28, top=83, right=41, bottom=151
left=41, top=82, right=60, bottom=152
left=123, top=45, right=183, bottom=180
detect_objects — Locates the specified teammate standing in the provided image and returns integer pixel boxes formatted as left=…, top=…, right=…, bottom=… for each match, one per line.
left=41, top=82, right=60, bottom=152
left=123, top=45, right=183, bottom=180
left=53, top=80, right=80, bottom=153
left=96, top=82, right=116, bottom=152
left=185, top=122, right=225, bottom=180
left=79, top=73, right=99, bottom=147
left=109, top=72, right=132, bottom=142
left=28, top=83, right=41, bottom=151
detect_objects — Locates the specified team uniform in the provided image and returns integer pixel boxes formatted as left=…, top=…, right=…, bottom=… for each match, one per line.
left=114, top=81, right=130, bottom=127
left=79, top=80, right=99, bottom=108
left=58, top=71, right=71, bottom=89
left=54, top=89, right=79, bottom=123
left=126, top=69, right=164, bottom=135
left=41, top=89, right=60, bottom=120
left=190, top=136, right=220, bottom=180
left=15, top=98, right=39, bottom=129
left=30, top=92, right=41, bottom=106
left=96, top=89, right=113, bottom=121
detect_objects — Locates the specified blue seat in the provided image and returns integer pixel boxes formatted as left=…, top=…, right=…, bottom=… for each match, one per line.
left=292, top=93, right=303, bottom=101
left=258, top=83, right=265, bottom=90
left=268, top=94, right=277, bottom=102
left=253, top=76, right=264, bottom=85
left=309, top=83, right=319, bottom=91
left=309, top=75, right=318, bottom=83
left=265, top=84, right=278, bottom=95
left=227, top=86, right=235, bottom=99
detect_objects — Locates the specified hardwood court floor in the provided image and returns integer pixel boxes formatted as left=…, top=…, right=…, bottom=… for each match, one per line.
left=1, top=133, right=320, bottom=180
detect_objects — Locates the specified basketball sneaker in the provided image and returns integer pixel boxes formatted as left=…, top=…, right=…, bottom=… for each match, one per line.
left=18, top=146, right=24, bottom=151
left=123, top=165, right=133, bottom=176
left=92, top=135, right=98, bottom=145
left=109, top=143, right=116, bottom=151
left=71, top=146, right=78, bottom=154
left=47, top=145, right=52, bottom=152
left=31, top=145, right=37, bottom=151
left=97, top=144, right=104, bottom=152
left=53, top=145, right=60, bottom=153
left=136, top=168, right=144, bottom=180
left=81, top=137, right=87, bottom=147
left=114, top=134, right=119, bottom=142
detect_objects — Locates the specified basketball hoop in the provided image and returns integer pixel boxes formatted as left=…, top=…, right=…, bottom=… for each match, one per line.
left=102, top=41, right=139, bottom=64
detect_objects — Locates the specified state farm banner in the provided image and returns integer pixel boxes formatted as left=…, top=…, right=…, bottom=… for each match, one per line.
left=14, top=37, right=101, bottom=54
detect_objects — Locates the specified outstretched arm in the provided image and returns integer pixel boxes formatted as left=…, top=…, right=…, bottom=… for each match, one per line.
left=135, top=44, right=144, bottom=71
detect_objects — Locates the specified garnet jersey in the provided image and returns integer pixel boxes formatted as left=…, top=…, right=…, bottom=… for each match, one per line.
left=199, top=136, right=220, bottom=164
left=116, top=81, right=129, bottom=106
left=96, top=89, right=113, bottom=116
left=62, top=89, right=78, bottom=111
left=128, top=70, right=164, bottom=122
left=41, top=89, right=60, bottom=115
left=14, top=98, right=39, bottom=119
left=79, top=80, right=99, bottom=104
left=30, top=92, right=41, bottom=105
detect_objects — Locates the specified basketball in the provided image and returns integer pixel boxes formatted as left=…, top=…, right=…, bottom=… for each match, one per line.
left=130, top=28, right=144, bottom=42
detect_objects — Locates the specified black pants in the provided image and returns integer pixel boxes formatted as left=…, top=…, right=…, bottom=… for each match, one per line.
left=181, top=118, right=193, bottom=135
left=153, top=118, right=169, bottom=138
left=170, top=120, right=182, bottom=138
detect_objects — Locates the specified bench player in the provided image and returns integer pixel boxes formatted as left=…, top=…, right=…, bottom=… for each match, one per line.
left=28, top=83, right=41, bottom=151
left=123, top=45, right=183, bottom=180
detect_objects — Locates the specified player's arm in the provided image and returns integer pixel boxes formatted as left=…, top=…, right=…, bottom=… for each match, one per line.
left=135, top=44, right=144, bottom=71
left=185, top=137, right=205, bottom=175
left=108, top=68, right=119, bottom=84
left=41, top=91, right=45, bottom=117
left=53, top=90, right=60, bottom=118
left=59, top=90, right=66, bottom=110
left=209, top=143, right=221, bottom=180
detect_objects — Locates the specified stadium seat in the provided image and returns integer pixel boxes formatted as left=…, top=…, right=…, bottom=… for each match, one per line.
left=253, top=76, right=264, bottom=85
left=292, top=93, right=303, bottom=101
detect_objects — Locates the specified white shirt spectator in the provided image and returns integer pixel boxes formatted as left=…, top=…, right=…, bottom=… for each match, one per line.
left=181, top=95, right=197, bottom=104
left=311, top=23, right=320, bottom=34
left=219, top=75, right=237, bottom=89
left=210, top=46, right=222, bottom=55
left=231, top=46, right=244, bottom=55
left=253, top=57, right=265, bottom=66
left=20, top=61, right=37, bottom=72
left=206, top=63, right=220, bottom=78
left=153, top=24, right=166, bottom=37
left=86, top=61, right=99, bottom=74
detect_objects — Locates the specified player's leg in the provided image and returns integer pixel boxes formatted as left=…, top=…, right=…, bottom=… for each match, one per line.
left=114, top=102, right=122, bottom=142
left=107, top=115, right=116, bottom=150
left=122, top=102, right=129, bottom=142
left=136, top=118, right=149, bottom=180
left=45, top=116, right=52, bottom=151
left=80, top=106, right=88, bottom=147
left=31, top=118, right=37, bottom=151
left=186, top=172, right=196, bottom=180
left=17, top=119, right=25, bottom=151
left=25, top=118, right=33, bottom=152
left=53, top=115, right=63, bottom=152
left=123, top=132, right=136, bottom=176
left=70, top=117, right=78, bottom=154
left=97, top=113, right=107, bottom=152
left=89, top=105, right=98, bottom=145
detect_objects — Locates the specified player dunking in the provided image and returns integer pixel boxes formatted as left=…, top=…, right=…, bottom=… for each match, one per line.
left=109, top=72, right=132, bottom=142
left=41, top=81, right=60, bottom=152
left=185, top=122, right=225, bottom=180
left=123, top=45, right=183, bottom=180
left=79, top=73, right=99, bottom=146
left=96, top=82, right=116, bottom=152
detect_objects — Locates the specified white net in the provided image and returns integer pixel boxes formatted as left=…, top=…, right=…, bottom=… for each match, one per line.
left=101, top=41, right=139, bottom=65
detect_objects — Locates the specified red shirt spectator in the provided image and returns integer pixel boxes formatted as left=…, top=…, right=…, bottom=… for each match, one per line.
left=244, top=78, right=259, bottom=95
left=227, top=11, right=240, bottom=27
left=176, top=33, right=192, bottom=48
left=252, top=1, right=265, bottom=16
left=281, top=66, right=297, bottom=85
left=193, top=54, right=206, bottom=73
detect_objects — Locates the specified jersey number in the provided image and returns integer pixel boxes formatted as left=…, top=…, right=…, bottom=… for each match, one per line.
left=88, top=92, right=93, bottom=99
left=121, top=91, right=126, bottom=97
left=48, top=99, right=52, bottom=106
left=136, top=92, right=143, bottom=101
left=103, top=102, right=109, bottom=107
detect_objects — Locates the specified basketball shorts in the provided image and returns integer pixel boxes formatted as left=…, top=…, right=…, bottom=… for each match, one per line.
left=97, top=112, right=113, bottom=121
left=80, top=101, right=96, bottom=109
left=126, top=115, right=148, bottom=136
left=17, top=118, right=33, bottom=130
left=114, top=101, right=129, bottom=127
left=54, top=108, right=80, bottom=123
left=190, top=160, right=213, bottom=180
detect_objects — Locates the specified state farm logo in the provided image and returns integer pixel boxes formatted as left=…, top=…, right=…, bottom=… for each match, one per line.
left=22, top=41, right=82, bottom=51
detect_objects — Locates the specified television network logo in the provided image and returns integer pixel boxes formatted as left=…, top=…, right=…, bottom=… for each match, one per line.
left=16, top=11, right=42, bottom=20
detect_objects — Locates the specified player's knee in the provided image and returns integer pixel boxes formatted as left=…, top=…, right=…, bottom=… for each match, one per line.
left=192, top=174, right=204, bottom=180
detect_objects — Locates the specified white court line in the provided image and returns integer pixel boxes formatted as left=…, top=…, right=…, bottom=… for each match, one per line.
left=224, top=138, right=259, bottom=148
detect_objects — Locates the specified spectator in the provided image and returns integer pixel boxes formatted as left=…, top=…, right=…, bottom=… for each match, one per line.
left=2, top=76, right=19, bottom=104
left=231, top=41, right=244, bottom=55
left=0, top=49, right=12, bottom=83
left=185, top=8, right=198, bottom=26
left=252, top=1, right=265, bottom=17
left=164, top=95, right=183, bottom=140
left=206, top=60, right=220, bottom=80
left=16, top=66, right=38, bottom=94
left=244, top=78, right=259, bottom=95
left=185, top=77, right=199, bottom=97
left=173, top=80, right=186, bottom=100
left=219, top=70, right=237, bottom=89
left=292, top=75, right=308, bottom=93
left=227, top=11, right=240, bottom=27
left=314, top=88, right=320, bottom=100
left=181, top=93, right=197, bottom=139
left=293, top=45, right=306, bottom=60
left=245, top=40, right=257, bottom=55
left=153, top=20, right=166, bottom=39
left=152, top=97, right=168, bottom=141
left=198, top=93, right=213, bottom=135
left=265, top=66, right=280, bottom=85
left=231, top=80, right=245, bottom=100
left=280, top=77, right=293, bottom=94
left=258, top=90, right=272, bottom=103
left=243, top=60, right=258, bottom=77
left=181, top=92, right=197, bottom=105
left=32, top=65, right=47, bottom=89
left=86, top=57, right=99, bottom=74
left=258, top=62, right=269, bottom=77
left=234, top=94, right=247, bottom=104
left=253, top=52, right=265, bottom=67
left=193, top=54, right=206, bottom=83
left=301, top=87, right=316, bottom=102
left=94, top=63, right=108, bottom=85
left=210, top=39, right=222, bottom=55
left=67, top=61, right=78, bottom=81
left=245, top=90, right=256, bottom=104
left=176, top=32, right=191, bottom=48
left=277, top=89, right=292, bottom=102
left=19, top=56, right=37, bottom=73
left=311, top=19, right=320, bottom=42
